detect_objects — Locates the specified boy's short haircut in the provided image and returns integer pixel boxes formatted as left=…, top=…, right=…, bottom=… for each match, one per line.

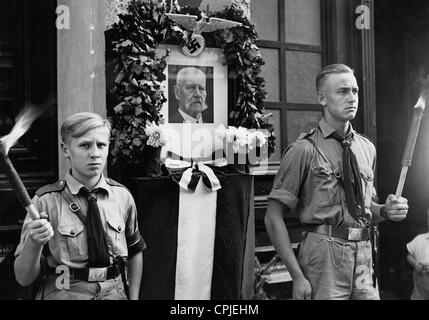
left=61, top=112, right=111, bottom=144
left=316, top=63, right=354, bottom=92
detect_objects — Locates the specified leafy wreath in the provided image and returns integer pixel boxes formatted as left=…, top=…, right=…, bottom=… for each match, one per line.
left=108, top=0, right=276, bottom=168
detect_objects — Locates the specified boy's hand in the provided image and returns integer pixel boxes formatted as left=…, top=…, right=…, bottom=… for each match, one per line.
left=382, top=194, right=408, bottom=221
left=27, top=212, right=54, bottom=247
left=293, top=276, right=312, bottom=300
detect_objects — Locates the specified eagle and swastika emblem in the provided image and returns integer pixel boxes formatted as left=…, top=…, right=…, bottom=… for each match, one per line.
left=181, top=34, right=205, bottom=57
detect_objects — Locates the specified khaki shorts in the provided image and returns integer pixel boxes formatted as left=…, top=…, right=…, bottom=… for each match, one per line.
left=36, top=273, right=127, bottom=300
left=298, top=231, right=379, bottom=300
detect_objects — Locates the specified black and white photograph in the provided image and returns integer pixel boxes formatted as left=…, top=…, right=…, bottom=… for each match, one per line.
left=2, top=0, right=429, bottom=312
left=157, top=44, right=227, bottom=161
left=167, top=64, right=214, bottom=124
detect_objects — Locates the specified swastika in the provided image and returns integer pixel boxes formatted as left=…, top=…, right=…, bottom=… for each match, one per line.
left=187, top=39, right=202, bottom=54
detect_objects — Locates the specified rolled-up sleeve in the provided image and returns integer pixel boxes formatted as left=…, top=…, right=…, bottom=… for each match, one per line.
left=14, top=215, right=31, bottom=257
left=406, top=236, right=417, bottom=256
left=125, top=194, right=146, bottom=258
left=267, top=141, right=312, bottom=212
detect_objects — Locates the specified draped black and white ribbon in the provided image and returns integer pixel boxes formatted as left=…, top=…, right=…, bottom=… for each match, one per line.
left=165, top=157, right=227, bottom=192
left=165, top=157, right=227, bottom=300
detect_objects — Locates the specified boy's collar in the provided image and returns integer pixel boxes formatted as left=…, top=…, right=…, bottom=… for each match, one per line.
left=65, top=171, right=111, bottom=196
left=319, top=117, right=355, bottom=139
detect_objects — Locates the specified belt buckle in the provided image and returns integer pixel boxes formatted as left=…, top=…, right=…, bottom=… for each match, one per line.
left=88, top=267, right=108, bottom=282
left=348, top=228, right=362, bottom=241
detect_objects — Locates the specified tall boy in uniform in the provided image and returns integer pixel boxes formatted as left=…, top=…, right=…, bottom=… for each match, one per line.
left=265, top=64, right=409, bottom=300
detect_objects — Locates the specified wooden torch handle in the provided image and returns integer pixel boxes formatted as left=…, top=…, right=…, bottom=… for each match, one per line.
left=0, top=148, right=40, bottom=220
left=395, top=166, right=409, bottom=198
left=395, top=100, right=425, bottom=198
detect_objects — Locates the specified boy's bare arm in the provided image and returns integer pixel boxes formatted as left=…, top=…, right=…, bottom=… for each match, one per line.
left=14, top=217, right=53, bottom=286
left=264, top=199, right=311, bottom=300
left=127, top=251, right=143, bottom=300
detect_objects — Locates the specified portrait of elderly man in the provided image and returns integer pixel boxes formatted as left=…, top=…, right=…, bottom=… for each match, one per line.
left=168, top=65, right=214, bottom=124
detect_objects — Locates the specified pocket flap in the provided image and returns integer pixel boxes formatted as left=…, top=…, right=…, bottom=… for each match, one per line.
left=310, top=165, right=333, bottom=176
left=58, top=224, right=85, bottom=237
left=107, top=219, right=125, bottom=233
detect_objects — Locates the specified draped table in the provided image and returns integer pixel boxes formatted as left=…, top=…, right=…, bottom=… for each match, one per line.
left=127, top=171, right=255, bottom=300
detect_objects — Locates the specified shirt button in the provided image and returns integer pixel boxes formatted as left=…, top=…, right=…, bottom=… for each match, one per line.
left=70, top=230, right=75, bottom=236
left=118, top=226, right=122, bottom=232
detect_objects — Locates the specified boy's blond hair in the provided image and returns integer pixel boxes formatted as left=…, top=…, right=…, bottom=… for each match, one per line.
left=60, top=112, right=111, bottom=144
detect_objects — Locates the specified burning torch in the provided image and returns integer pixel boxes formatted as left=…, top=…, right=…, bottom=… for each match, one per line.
left=0, top=107, right=45, bottom=220
left=395, top=76, right=429, bottom=197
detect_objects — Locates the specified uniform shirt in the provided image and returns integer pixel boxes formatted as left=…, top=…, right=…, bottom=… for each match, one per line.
left=406, top=233, right=429, bottom=299
left=15, top=172, right=146, bottom=269
left=407, top=233, right=429, bottom=266
left=268, top=118, right=377, bottom=228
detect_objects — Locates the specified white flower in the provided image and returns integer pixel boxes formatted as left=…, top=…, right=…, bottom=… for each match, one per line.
left=235, top=127, right=248, bottom=139
left=254, top=130, right=267, bottom=147
left=144, top=121, right=167, bottom=148
left=233, top=127, right=248, bottom=154
left=220, top=125, right=267, bottom=154
left=225, top=126, right=238, bottom=143
left=247, top=131, right=258, bottom=151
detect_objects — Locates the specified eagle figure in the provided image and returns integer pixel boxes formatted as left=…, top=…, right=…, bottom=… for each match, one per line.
left=166, top=12, right=243, bottom=57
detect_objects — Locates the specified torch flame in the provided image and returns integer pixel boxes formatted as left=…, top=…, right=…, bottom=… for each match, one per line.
left=415, top=71, right=429, bottom=111
left=414, top=95, right=426, bottom=111
left=0, top=106, right=44, bottom=155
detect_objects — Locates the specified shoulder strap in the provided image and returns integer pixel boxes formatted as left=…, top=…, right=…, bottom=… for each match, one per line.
left=36, top=180, right=66, bottom=197
left=105, top=177, right=126, bottom=188
left=297, top=127, right=316, bottom=140
left=355, top=131, right=374, bottom=145
left=293, top=128, right=317, bottom=191
left=303, top=135, right=330, bottom=164
left=60, top=186, right=87, bottom=224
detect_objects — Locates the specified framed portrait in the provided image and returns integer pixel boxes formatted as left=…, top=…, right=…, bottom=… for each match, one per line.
left=157, top=44, right=228, bottom=161
left=167, top=64, right=214, bottom=124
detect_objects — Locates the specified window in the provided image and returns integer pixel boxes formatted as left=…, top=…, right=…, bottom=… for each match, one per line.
left=0, top=0, right=57, bottom=226
left=252, top=0, right=325, bottom=166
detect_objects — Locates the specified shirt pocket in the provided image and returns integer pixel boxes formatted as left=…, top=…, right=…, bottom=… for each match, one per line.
left=360, top=166, right=374, bottom=208
left=310, top=165, right=341, bottom=208
left=57, top=224, right=87, bottom=261
left=106, top=219, right=127, bottom=257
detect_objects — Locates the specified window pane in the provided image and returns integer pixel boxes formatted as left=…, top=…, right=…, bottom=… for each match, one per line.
left=260, top=48, right=280, bottom=102
left=251, top=0, right=279, bottom=41
left=266, top=109, right=282, bottom=162
left=286, top=110, right=322, bottom=144
left=286, top=51, right=321, bottom=104
left=285, top=0, right=321, bottom=46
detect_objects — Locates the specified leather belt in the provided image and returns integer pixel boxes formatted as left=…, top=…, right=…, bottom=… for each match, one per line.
left=49, top=263, right=121, bottom=282
left=312, top=224, right=370, bottom=241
